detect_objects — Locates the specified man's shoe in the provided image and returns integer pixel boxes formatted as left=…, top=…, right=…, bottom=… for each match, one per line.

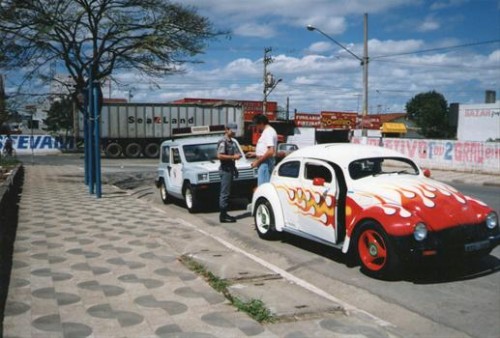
left=220, top=213, right=237, bottom=223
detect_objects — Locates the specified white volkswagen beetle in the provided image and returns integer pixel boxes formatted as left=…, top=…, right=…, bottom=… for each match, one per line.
left=251, top=144, right=499, bottom=278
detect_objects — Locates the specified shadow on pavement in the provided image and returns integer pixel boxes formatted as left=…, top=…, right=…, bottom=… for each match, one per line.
left=404, top=255, right=500, bottom=284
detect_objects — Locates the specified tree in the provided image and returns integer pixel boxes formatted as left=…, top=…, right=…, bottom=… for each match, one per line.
left=0, top=0, right=220, bottom=100
left=406, top=91, right=454, bottom=139
left=44, top=96, right=74, bottom=136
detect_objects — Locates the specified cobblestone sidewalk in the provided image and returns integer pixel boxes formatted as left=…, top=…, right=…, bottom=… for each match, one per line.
left=3, top=165, right=275, bottom=337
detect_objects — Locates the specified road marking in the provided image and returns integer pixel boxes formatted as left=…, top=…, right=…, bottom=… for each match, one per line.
left=148, top=204, right=395, bottom=328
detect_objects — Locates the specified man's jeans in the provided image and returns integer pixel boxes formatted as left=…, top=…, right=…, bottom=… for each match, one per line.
left=257, top=158, right=275, bottom=186
left=219, top=169, right=233, bottom=211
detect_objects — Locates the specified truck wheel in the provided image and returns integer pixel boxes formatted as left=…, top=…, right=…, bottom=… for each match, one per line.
left=183, top=183, right=199, bottom=213
left=159, top=180, right=171, bottom=204
left=144, top=143, right=160, bottom=158
left=105, top=143, right=122, bottom=158
left=354, top=222, right=399, bottom=279
left=254, top=198, right=278, bottom=240
left=125, top=142, right=142, bottom=158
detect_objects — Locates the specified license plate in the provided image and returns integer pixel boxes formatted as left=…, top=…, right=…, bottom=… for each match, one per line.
left=464, top=240, right=490, bottom=252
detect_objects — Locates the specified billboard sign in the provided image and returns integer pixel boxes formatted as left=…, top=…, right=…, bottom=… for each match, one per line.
left=320, top=111, right=357, bottom=129
left=295, top=113, right=321, bottom=127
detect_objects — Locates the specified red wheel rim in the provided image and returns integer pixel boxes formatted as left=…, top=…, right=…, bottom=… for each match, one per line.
left=358, top=229, right=387, bottom=271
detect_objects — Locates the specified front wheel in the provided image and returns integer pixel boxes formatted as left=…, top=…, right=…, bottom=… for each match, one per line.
left=355, top=222, right=399, bottom=279
left=183, top=183, right=200, bottom=213
left=159, top=180, right=171, bottom=205
left=254, top=199, right=278, bottom=240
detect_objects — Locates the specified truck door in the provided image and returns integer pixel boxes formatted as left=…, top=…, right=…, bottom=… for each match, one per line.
left=169, top=147, right=184, bottom=195
left=297, top=160, right=338, bottom=244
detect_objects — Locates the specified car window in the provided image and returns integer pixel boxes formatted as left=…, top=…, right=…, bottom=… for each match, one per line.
left=183, top=143, right=218, bottom=162
left=304, top=163, right=332, bottom=183
left=349, top=157, right=418, bottom=180
left=161, top=146, right=170, bottom=163
left=278, top=161, right=300, bottom=178
left=172, top=148, right=182, bottom=164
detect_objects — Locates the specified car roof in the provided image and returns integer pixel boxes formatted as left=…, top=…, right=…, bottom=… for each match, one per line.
left=286, top=143, right=409, bottom=167
left=161, top=135, right=226, bottom=146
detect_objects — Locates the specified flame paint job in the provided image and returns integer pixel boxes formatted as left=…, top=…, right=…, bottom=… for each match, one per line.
left=276, top=185, right=335, bottom=227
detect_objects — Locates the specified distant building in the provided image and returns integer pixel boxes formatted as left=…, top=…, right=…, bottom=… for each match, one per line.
left=457, top=101, right=500, bottom=141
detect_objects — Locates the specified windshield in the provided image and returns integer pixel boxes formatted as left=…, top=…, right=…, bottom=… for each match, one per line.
left=183, top=143, right=219, bottom=162
left=349, top=157, right=419, bottom=180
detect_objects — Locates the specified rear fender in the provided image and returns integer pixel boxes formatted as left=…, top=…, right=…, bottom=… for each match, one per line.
left=252, top=183, right=285, bottom=232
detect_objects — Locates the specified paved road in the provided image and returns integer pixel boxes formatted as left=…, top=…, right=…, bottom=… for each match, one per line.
left=19, top=154, right=500, bottom=337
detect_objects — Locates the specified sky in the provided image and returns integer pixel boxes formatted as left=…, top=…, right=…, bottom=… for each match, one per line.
left=7, top=0, right=500, bottom=114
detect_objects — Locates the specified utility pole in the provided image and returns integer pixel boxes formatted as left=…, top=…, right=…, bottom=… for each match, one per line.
left=263, top=47, right=273, bottom=114
left=286, top=96, right=290, bottom=121
left=362, top=13, right=369, bottom=137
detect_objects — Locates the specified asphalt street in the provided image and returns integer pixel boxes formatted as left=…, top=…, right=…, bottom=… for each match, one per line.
left=18, top=154, right=500, bottom=337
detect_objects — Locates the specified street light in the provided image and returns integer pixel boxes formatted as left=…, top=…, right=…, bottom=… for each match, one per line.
left=307, top=13, right=369, bottom=137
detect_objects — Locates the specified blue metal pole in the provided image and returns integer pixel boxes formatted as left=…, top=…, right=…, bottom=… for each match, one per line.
left=93, top=82, right=102, bottom=198
left=88, top=67, right=95, bottom=194
left=83, top=86, right=89, bottom=186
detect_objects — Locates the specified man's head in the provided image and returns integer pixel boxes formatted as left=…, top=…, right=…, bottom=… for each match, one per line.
left=225, top=123, right=238, bottom=137
left=253, top=114, right=269, bottom=132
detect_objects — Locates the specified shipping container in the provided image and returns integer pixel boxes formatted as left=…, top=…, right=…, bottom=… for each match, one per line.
left=78, top=103, right=244, bottom=158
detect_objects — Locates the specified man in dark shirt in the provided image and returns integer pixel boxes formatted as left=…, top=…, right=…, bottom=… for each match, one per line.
left=217, top=123, right=241, bottom=223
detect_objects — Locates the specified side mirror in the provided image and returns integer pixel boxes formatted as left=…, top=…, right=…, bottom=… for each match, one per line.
left=312, top=177, right=325, bottom=186
left=423, top=169, right=431, bottom=178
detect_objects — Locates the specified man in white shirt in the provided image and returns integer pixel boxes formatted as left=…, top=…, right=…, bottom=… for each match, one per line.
left=250, top=114, right=278, bottom=185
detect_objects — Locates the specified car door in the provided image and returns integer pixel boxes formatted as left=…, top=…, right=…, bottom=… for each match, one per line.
left=273, top=160, right=301, bottom=229
left=297, top=160, right=338, bottom=244
left=169, top=147, right=184, bottom=195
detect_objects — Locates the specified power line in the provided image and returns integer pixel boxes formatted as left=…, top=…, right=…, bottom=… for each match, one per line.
left=371, top=39, right=500, bottom=59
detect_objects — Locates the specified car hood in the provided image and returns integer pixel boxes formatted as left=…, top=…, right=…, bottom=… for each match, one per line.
left=348, top=175, right=491, bottom=231
left=187, top=159, right=253, bottom=172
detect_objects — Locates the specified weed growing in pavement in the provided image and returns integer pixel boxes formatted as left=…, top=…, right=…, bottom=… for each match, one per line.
left=179, top=255, right=275, bottom=323
left=232, top=298, right=275, bottom=323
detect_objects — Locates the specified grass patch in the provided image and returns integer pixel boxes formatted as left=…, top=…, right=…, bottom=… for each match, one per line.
left=180, top=255, right=275, bottom=323
left=0, top=157, right=20, bottom=167
left=232, top=298, right=274, bottom=323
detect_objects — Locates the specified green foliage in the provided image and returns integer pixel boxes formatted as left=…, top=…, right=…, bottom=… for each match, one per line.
left=44, top=97, right=74, bottom=134
left=180, top=255, right=275, bottom=323
left=406, top=91, right=454, bottom=139
left=232, top=298, right=275, bottom=323
left=0, top=0, right=221, bottom=95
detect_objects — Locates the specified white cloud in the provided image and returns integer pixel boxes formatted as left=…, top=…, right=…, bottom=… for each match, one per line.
left=233, top=23, right=277, bottom=38
left=182, top=0, right=415, bottom=37
left=417, top=16, right=440, bottom=32
left=307, top=41, right=334, bottom=53
left=430, top=0, right=469, bottom=10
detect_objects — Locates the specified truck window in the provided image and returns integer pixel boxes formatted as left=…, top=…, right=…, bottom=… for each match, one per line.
left=183, top=143, right=218, bottom=162
left=172, top=148, right=182, bottom=164
left=304, top=163, right=332, bottom=183
left=161, top=146, right=170, bottom=163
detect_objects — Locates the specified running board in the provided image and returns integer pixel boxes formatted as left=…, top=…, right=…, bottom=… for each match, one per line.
left=282, top=227, right=343, bottom=249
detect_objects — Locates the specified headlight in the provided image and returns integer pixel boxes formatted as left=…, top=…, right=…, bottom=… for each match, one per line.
left=197, top=172, right=209, bottom=183
left=414, top=223, right=428, bottom=241
left=486, top=212, right=498, bottom=229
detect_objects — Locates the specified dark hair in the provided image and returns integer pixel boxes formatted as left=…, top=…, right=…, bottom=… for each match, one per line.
left=253, top=114, right=269, bottom=125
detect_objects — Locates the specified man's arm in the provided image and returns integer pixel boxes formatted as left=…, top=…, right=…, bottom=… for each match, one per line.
left=217, top=141, right=242, bottom=161
left=251, top=146, right=275, bottom=168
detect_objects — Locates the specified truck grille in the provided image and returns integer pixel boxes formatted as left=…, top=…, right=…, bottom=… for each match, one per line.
left=208, top=168, right=257, bottom=182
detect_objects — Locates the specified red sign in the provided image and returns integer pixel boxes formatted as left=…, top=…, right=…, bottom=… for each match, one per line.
left=295, top=113, right=321, bottom=127
left=358, top=116, right=382, bottom=129
left=320, top=111, right=357, bottom=129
